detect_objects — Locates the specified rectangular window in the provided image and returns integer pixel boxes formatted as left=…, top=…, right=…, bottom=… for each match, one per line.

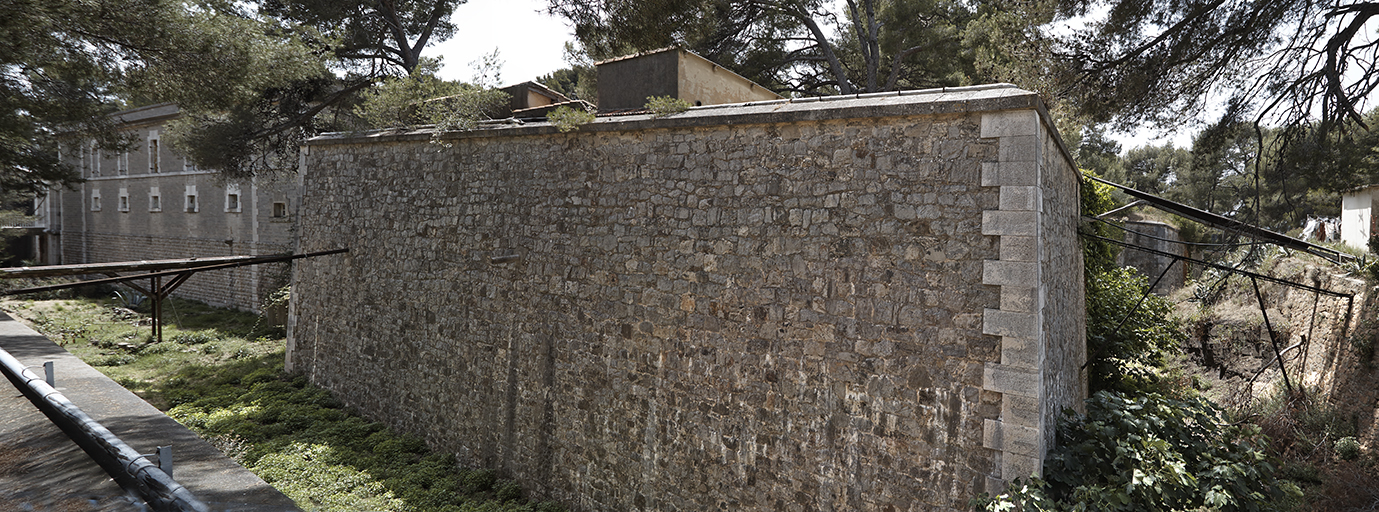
left=149, top=186, right=161, bottom=212
left=147, top=135, right=160, bottom=173
left=224, top=184, right=241, bottom=212
left=117, top=151, right=128, bottom=175
left=91, top=189, right=101, bottom=211
left=118, top=188, right=129, bottom=212
left=185, top=185, right=198, bottom=213
left=91, top=145, right=101, bottom=177
left=183, top=157, right=197, bottom=173
left=272, top=201, right=287, bottom=218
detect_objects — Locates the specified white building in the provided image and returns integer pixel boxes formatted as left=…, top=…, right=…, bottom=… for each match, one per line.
left=1341, top=185, right=1378, bottom=252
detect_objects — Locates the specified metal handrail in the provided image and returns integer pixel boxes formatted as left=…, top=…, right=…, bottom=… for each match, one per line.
left=0, top=348, right=208, bottom=511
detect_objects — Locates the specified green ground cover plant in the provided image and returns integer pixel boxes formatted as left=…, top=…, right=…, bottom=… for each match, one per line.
left=1, top=296, right=562, bottom=512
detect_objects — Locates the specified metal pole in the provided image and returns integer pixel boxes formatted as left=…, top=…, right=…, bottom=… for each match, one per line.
left=1250, top=276, right=1294, bottom=394
left=1081, top=258, right=1178, bottom=370
left=151, top=276, right=162, bottom=344
left=1109, top=258, right=1178, bottom=338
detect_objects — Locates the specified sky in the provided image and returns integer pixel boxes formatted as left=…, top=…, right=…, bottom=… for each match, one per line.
left=431, top=0, right=576, bottom=85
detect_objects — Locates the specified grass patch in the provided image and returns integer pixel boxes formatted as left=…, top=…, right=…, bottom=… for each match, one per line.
left=3, top=297, right=562, bottom=512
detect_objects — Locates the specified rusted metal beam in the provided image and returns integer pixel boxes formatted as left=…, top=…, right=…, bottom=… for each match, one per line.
left=2, top=249, right=348, bottom=344
left=1251, top=276, right=1294, bottom=394
left=1, top=249, right=348, bottom=296
left=1082, top=233, right=1353, bottom=299
left=1, top=255, right=263, bottom=279
left=1087, top=175, right=1355, bottom=264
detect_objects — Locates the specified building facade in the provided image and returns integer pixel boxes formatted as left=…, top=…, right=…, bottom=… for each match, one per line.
left=49, top=104, right=299, bottom=312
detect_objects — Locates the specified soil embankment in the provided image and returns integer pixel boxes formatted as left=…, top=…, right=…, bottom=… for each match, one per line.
left=1174, top=254, right=1379, bottom=445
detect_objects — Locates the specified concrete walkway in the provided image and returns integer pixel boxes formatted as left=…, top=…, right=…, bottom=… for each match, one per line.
left=0, top=312, right=301, bottom=512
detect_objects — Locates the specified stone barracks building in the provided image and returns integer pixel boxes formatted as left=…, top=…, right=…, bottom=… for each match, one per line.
left=44, top=103, right=299, bottom=312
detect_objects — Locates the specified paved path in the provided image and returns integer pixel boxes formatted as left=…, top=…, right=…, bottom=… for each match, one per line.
left=0, top=312, right=301, bottom=512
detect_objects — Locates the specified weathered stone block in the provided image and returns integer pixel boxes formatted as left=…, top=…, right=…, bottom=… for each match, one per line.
left=983, top=419, right=1040, bottom=456
left=999, top=186, right=1039, bottom=211
left=1000, top=336, right=1040, bottom=368
left=981, top=161, right=1038, bottom=187
left=999, top=236, right=1037, bottom=262
left=999, top=135, right=1039, bottom=163
left=980, top=110, right=1039, bottom=139
left=981, top=210, right=1037, bottom=236
left=982, top=308, right=1036, bottom=338
left=1003, top=453, right=1041, bottom=481
left=999, top=286, right=1038, bottom=313
left=983, top=363, right=1038, bottom=397
left=1001, top=391, right=1040, bottom=424
left=983, top=261, right=1037, bottom=287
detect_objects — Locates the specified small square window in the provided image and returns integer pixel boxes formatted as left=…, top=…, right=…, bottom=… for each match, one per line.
left=272, top=201, right=287, bottom=218
left=150, top=196, right=161, bottom=212
left=224, top=184, right=242, bottom=212
left=185, top=184, right=198, bottom=213
left=118, top=195, right=129, bottom=212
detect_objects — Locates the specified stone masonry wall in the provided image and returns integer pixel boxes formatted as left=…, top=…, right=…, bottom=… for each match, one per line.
left=976, top=109, right=1086, bottom=483
left=289, top=86, right=1084, bottom=511
left=1118, top=221, right=1185, bottom=294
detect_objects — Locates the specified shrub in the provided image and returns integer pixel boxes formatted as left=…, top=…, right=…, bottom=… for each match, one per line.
left=171, top=329, right=221, bottom=345
left=547, top=106, right=594, bottom=133
left=1247, top=386, right=1356, bottom=461
left=645, top=95, right=692, bottom=117
left=1335, top=437, right=1361, bottom=461
left=976, top=391, right=1297, bottom=511
left=1080, top=169, right=1121, bottom=273
left=93, top=354, right=137, bottom=366
left=1085, top=267, right=1184, bottom=394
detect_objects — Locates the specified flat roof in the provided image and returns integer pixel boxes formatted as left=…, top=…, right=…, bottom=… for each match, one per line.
left=311, top=83, right=1046, bottom=142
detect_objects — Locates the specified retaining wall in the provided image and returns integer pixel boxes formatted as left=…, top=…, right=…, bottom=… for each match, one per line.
left=289, top=85, right=1085, bottom=511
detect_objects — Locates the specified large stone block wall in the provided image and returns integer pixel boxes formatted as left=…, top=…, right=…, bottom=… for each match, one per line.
left=290, top=86, right=1084, bottom=511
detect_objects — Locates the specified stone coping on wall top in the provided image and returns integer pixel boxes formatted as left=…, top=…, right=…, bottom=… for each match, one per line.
left=306, top=83, right=1049, bottom=146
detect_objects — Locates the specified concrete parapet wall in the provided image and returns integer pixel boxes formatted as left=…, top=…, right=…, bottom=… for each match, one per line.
left=289, top=86, right=1084, bottom=511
